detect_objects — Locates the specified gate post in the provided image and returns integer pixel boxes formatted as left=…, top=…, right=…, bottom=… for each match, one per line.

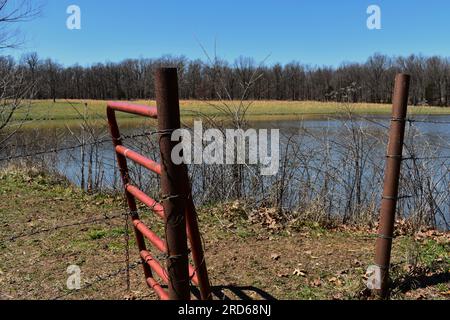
left=155, top=68, right=191, bottom=300
left=373, top=73, right=410, bottom=298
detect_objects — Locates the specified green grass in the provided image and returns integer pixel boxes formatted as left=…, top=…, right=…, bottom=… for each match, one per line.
left=418, top=240, right=449, bottom=267
left=88, top=229, right=108, bottom=240
left=292, top=285, right=327, bottom=300
left=10, top=99, right=450, bottom=129
left=397, top=236, right=449, bottom=268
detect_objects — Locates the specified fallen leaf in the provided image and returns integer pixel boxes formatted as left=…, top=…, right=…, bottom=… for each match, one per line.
left=311, top=278, right=321, bottom=287
left=270, top=253, right=281, bottom=261
left=332, top=293, right=343, bottom=300
left=352, top=259, right=362, bottom=267
left=293, top=268, right=307, bottom=277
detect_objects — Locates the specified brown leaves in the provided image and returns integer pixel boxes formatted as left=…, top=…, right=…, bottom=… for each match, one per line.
left=332, top=292, right=344, bottom=300
left=310, top=278, right=322, bottom=287
left=221, top=200, right=248, bottom=220
left=304, top=250, right=319, bottom=259
left=405, top=291, right=427, bottom=300
left=270, top=253, right=281, bottom=261
left=293, top=268, right=307, bottom=277
left=248, top=207, right=284, bottom=232
left=351, top=259, right=362, bottom=267
left=328, top=276, right=343, bottom=287
left=414, top=229, right=450, bottom=243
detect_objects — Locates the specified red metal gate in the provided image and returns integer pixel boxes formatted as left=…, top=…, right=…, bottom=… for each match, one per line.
left=107, top=68, right=211, bottom=300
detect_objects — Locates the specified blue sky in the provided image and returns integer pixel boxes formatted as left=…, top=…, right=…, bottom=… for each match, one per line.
left=8, top=0, right=450, bottom=67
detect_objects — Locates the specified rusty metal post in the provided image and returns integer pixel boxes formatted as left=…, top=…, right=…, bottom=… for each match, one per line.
left=373, top=73, right=410, bottom=299
left=155, top=68, right=191, bottom=300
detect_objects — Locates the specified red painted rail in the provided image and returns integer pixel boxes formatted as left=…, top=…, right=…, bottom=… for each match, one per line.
left=116, top=146, right=162, bottom=175
left=133, top=218, right=199, bottom=284
left=140, top=250, right=169, bottom=283
left=107, top=101, right=158, bottom=118
left=125, top=184, right=165, bottom=219
left=146, top=277, right=169, bottom=300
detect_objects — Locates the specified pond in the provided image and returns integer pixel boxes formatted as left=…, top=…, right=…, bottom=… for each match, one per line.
left=2, top=114, right=449, bottom=229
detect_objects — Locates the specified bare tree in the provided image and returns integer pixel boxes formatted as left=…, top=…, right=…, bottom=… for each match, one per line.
left=3, top=50, right=450, bottom=107
left=0, top=56, right=33, bottom=142
left=0, top=0, right=42, bottom=145
left=0, top=0, right=42, bottom=49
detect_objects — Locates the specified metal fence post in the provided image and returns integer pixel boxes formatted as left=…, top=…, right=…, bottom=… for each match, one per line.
left=155, top=67, right=191, bottom=300
left=373, top=73, right=410, bottom=298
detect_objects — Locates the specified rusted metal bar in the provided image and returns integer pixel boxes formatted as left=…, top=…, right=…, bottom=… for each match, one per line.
left=133, top=219, right=167, bottom=252
left=133, top=219, right=199, bottom=285
left=140, top=250, right=169, bottom=283
left=373, top=73, right=410, bottom=299
left=184, top=193, right=212, bottom=299
left=126, top=181, right=194, bottom=242
left=155, top=68, right=191, bottom=300
left=125, top=183, right=201, bottom=283
left=116, top=146, right=162, bottom=175
left=107, top=102, right=158, bottom=118
left=106, top=107, right=154, bottom=283
left=125, top=184, right=165, bottom=219
left=146, top=277, right=169, bottom=300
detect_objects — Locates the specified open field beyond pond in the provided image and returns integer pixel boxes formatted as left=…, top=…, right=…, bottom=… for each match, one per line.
left=11, top=99, right=450, bottom=129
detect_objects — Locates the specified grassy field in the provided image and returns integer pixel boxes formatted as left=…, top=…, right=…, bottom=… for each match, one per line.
left=11, top=99, right=450, bottom=129
left=1, top=167, right=448, bottom=300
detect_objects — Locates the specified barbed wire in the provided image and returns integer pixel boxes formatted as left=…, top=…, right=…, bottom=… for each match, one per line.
left=402, top=155, right=450, bottom=161
left=2, top=211, right=124, bottom=243
left=407, top=118, right=450, bottom=125
left=51, top=259, right=143, bottom=300
left=0, top=130, right=161, bottom=162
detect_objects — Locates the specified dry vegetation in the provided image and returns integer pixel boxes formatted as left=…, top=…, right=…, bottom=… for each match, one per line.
left=0, top=167, right=448, bottom=300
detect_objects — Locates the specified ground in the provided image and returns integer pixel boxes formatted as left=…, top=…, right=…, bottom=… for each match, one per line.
left=12, top=99, right=450, bottom=129
left=0, top=168, right=448, bottom=300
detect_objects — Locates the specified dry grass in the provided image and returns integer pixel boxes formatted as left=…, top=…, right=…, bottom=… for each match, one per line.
left=0, top=168, right=448, bottom=300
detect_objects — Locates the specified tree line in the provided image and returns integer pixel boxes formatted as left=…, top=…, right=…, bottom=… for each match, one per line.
left=3, top=52, right=450, bottom=106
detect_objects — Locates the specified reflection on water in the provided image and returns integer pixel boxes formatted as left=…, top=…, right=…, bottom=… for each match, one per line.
left=3, top=114, right=450, bottom=229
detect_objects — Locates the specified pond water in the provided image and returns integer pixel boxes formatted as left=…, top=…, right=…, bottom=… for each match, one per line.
left=3, top=114, right=449, bottom=229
